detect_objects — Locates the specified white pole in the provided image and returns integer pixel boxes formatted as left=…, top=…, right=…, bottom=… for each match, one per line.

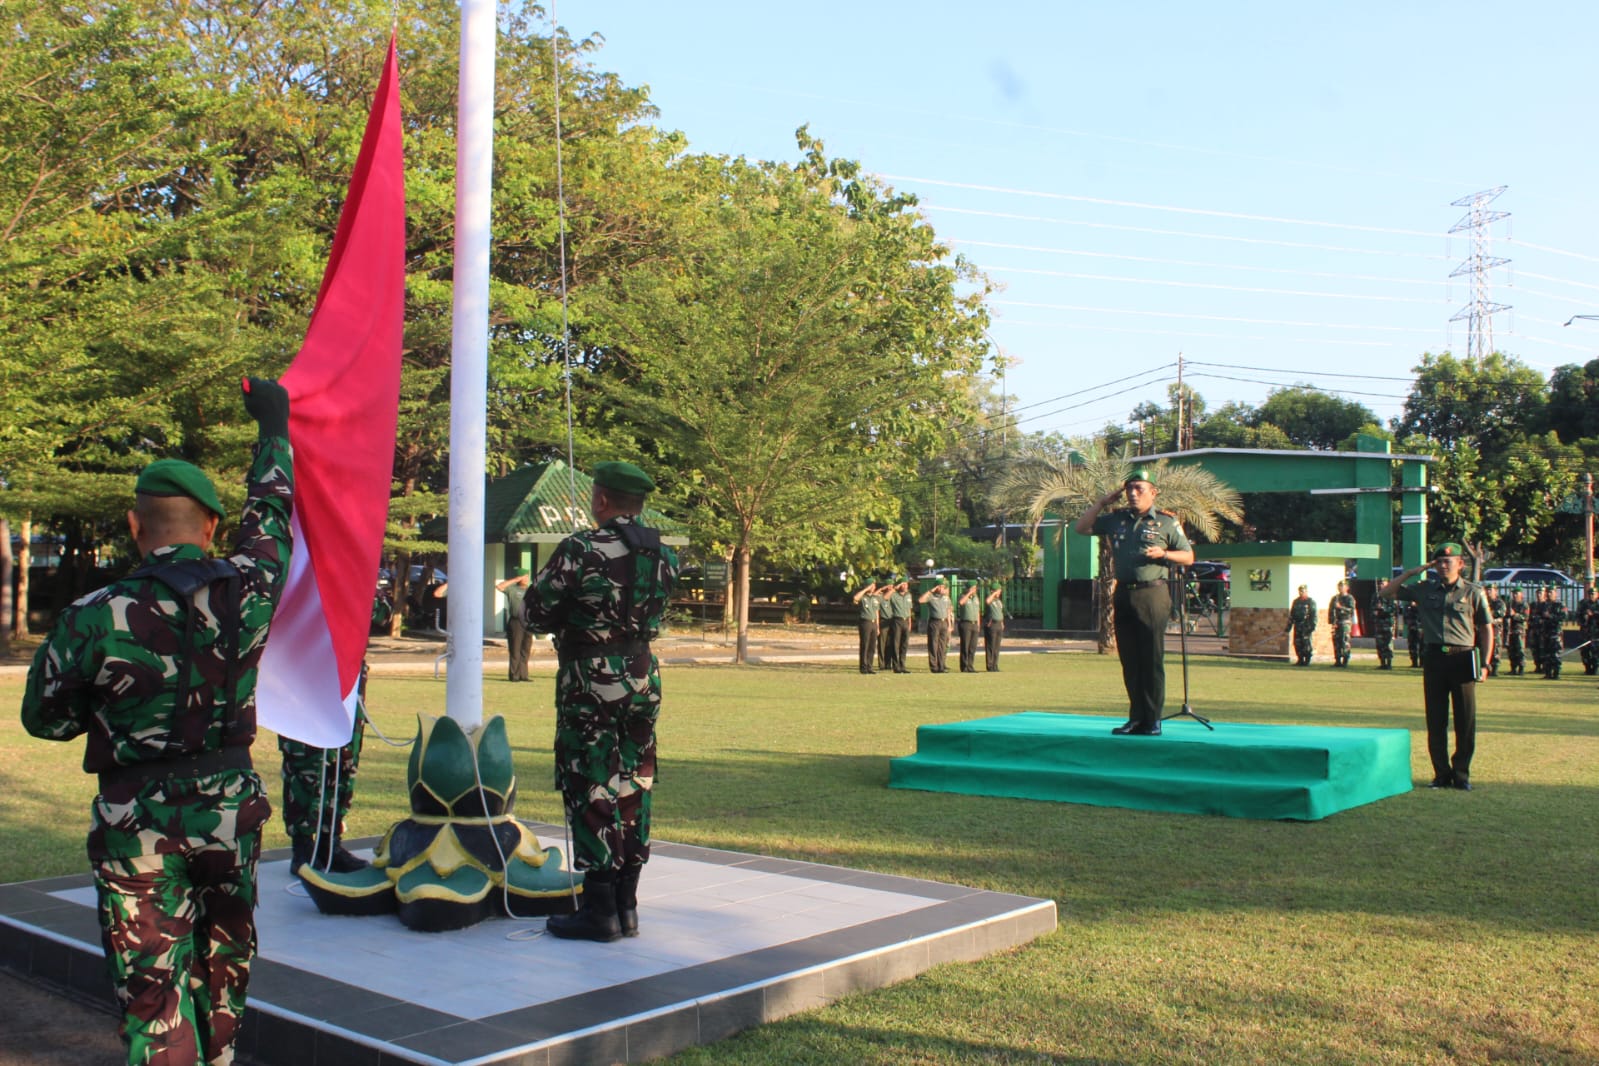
left=446, top=0, right=496, bottom=728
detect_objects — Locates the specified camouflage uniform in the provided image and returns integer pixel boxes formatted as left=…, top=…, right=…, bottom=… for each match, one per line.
left=1370, top=596, right=1397, bottom=669
left=1542, top=595, right=1567, bottom=679
left=21, top=435, right=292, bottom=1066
left=1576, top=592, right=1599, bottom=675
left=278, top=663, right=366, bottom=851
left=1505, top=596, right=1529, bottom=675
left=1287, top=595, right=1317, bottom=665
left=523, top=514, right=678, bottom=873
left=1485, top=594, right=1507, bottom=676
left=1404, top=600, right=1423, bottom=667
left=1328, top=591, right=1357, bottom=667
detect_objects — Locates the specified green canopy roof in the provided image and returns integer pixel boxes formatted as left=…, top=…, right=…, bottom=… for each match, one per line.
left=423, top=459, right=687, bottom=544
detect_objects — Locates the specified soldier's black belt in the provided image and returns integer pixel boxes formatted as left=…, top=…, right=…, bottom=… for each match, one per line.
left=1429, top=644, right=1474, bottom=654
left=97, top=745, right=253, bottom=792
left=1118, top=580, right=1166, bottom=591
left=558, top=637, right=651, bottom=663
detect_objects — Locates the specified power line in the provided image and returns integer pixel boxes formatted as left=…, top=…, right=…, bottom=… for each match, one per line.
left=951, top=238, right=1445, bottom=286
left=924, top=205, right=1449, bottom=260
left=884, top=174, right=1442, bottom=237
left=997, top=318, right=1400, bottom=347
left=993, top=299, right=1444, bottom=333
left=983, top=264, right=1448, bottom=305
left=1186, top=360, right=1418, bottom=383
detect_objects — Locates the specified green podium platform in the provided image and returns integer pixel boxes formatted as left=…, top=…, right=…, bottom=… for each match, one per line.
left=889, top=712, right=1413, bottom=821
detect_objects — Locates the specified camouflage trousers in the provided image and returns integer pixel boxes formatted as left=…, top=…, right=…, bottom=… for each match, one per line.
left=89, top=770, right=270, bottom=1066
left=1507, top=631, right=1526, bottom=671
left=1332, top=623, right=1353, bottom=663
left=1374, top=630, right=1394, bottom=666
left=553, top=652, right=660, bottom=872
left=1487, top=631, right=1502, bottom=675
left=278, top=711, right=365, bottom=844
left=1292, top=627, right=1315, bottom=662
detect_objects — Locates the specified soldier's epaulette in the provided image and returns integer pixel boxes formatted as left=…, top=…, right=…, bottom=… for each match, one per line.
left=1158, top=509, right=1178, bottom=518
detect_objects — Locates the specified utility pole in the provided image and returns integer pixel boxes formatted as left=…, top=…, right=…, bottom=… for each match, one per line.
left=1583, top=472, right=1594, bottom=586
left=1174, top=351, right=1185, bottom=451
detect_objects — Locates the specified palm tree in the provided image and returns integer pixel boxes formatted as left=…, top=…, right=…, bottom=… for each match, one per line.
left=1000, top=438, right=1244, bottom=652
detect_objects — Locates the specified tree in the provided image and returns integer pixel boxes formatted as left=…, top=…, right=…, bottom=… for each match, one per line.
left=1396, top=352, right=1547, bottom=464
left=1252, top=386, right=1380, bottom=451
left=582, top=135, right=991, bottom=661
left=1005, top=439, right=1243, bottom=652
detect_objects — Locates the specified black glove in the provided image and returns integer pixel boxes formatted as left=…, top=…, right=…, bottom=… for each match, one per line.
left=242, top=376, right=290, bottom=440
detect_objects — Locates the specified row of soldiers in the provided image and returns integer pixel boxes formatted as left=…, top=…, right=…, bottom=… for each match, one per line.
left=1366, top=584, right=1599, bottom=677
left=853, top=578, right=1005, bottom=673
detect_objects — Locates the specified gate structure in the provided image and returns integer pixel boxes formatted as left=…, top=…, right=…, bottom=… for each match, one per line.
left=1042, top=435, right=1434, bottom=630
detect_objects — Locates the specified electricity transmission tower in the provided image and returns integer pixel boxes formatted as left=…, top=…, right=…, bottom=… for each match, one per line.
left=1448, top=186, right=1511, bottom=363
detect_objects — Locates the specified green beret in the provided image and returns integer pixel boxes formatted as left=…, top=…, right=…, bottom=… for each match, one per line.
left=591, top=461, right=655, bottom=496
left=1124, top=467, right=1155, bottom=486
left=1432, top=541, right=1465, bottom=560
left=511, top=567, right=529, bottom=578
left=135, top=459, right=224, bottom=519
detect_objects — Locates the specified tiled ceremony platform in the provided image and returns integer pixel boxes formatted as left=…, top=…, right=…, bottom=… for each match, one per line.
left=0, top=824, right=1055, bottom=1065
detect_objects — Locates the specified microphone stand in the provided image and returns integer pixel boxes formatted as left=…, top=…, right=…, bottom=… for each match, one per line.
left=1163, top=564, right=1213, bottom=730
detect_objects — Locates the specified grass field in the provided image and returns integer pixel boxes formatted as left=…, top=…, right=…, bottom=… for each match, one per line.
left=4, top=651, right=1597, bottom=1065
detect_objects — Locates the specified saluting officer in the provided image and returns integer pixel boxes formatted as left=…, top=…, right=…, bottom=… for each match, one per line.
left=21, top=378, right=293, bottom=1065
left=1075, top=467, right=1193, bottom=736
left=523, top=462, right=680, bottom=942
left=1380, top=542, right=1492, bottom=791
left=852, top=581, right=883, bottom=674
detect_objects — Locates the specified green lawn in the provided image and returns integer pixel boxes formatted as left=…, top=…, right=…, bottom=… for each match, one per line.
left=4, top=652, right=1597, bottom=1064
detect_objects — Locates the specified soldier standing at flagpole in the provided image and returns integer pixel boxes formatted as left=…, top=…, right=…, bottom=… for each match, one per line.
left=523, top=462, right=679, bottom=942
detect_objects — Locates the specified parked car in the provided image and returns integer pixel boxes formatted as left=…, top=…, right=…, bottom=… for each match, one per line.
left=1479, top=566, right=1583, bottom=611
left=1478, top=566, right=1579, bottom=589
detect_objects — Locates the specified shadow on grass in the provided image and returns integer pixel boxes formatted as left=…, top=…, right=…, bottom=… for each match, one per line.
left=656, top=748, right=1599, bottom=937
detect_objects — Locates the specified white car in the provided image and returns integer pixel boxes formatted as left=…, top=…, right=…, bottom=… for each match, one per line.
left=1479, top=566, right=1580, bottom=589
left=1479, top=567, right=1584, bottom=611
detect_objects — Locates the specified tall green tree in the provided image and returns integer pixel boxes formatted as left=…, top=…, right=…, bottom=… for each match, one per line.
left=583, top=134, right=991, bottom=661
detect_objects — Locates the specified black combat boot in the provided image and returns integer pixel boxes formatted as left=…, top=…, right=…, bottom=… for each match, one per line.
left=293, top=835, right=369, bottom=876
left=547, top=870, right=622, bottom=942
left=615, top=866, right=642, bottom=938
left=290, top=836, right=315, bottom=876
left=317, top=840, right=371, bottom=873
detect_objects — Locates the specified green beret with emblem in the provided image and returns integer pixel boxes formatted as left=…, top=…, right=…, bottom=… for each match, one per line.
left=1431, top=541, right=1465, bottom=559
left=135, top=459, right=225, bottom=519
left=1124, top=467, right=1156, bottom=486
left=591, top=461, right=655, bottom=496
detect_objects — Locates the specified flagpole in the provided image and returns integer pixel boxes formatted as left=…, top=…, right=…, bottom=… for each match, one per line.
left=446, top=0, right=496, bottom=729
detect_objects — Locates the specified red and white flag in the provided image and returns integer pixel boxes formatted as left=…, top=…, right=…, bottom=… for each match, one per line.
left=258, top=36, right=405, bottom=747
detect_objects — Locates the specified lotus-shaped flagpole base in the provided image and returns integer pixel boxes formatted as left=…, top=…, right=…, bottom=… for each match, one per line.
left=299, top=714, right=579, bottom=932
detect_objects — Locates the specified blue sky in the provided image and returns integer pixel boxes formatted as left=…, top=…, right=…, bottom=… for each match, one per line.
left=569, top=1, right=1599, bottom=440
